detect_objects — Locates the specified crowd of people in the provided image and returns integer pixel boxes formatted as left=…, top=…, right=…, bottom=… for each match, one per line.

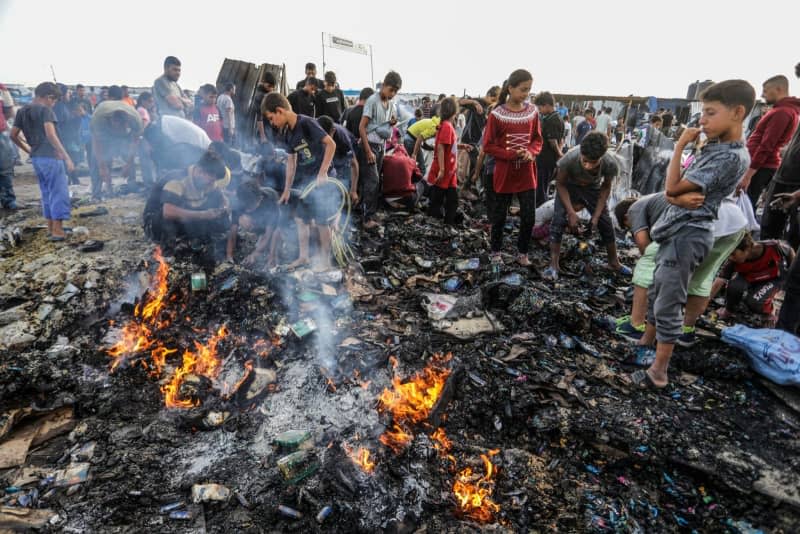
left=2, top=57, right=800, bottom=390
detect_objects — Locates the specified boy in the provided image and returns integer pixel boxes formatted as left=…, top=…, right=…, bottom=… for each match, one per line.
left=359, top=71, right=402, bottom=229
left=262, top=92, right=336, bottom=270
left=288, top=78, right=318, bottom=118
left=195, top=84, right=224, bottom=142
left=574, top=108, right=595, bottom=145
left=10, top=82, right=75, bottom=241
left=217, top=83, right=236, bottom=145
left=226, top=179, right=280, bottom=268
left=543, top=132, right=629, bottom=281
left=317, top=115, right=359, bottom=205
left=632, top=80, right=755, bottom=389
left=315, top=72, right=347, bottom=123
left=533, top=91, right=565, bottom=207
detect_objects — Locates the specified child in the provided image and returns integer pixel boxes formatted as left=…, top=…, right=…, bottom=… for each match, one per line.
left=262, top=92, right=336, bottom=270
left=482, top=69, right=543, bottom=266
left=632, top=80, right=755, bottom=389
left=426, top=97, right=460, bottom=224
left=10, top=82, right=74, bottom=241
left=317, top=114, right=359, bottom=205
left=226, top=179, right=280, bottom=268
left=315, top=71, right=347, bottom=123
left=358, top=71, right=402, bottom=229
left=544, top=132, right=628, bottom=280
left=712, top=233, right=794, bottom=323
left=195, top=84, right=224, bottom=142
left=574, top=108, right=595, bottom=145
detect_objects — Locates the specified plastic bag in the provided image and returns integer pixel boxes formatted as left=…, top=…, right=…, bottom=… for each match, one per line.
left=721, top=324, right=800, bottom=386
left=735, top=193, right=759, bottom=232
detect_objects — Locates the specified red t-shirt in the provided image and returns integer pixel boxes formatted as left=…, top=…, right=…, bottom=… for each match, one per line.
left=426, top=120, right=458, bottom=189
left=196, top=104, right=223, bottom=142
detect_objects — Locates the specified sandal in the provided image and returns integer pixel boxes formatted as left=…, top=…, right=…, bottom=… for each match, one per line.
left=542, top=266, right=559, bottom=282
left=628, top=369, right=666, bottom=390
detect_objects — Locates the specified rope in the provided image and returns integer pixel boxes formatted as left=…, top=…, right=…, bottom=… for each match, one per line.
left=299, top=177, right=355, bottom=268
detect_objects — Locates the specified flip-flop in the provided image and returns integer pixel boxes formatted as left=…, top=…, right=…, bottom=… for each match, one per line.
left=48, top=235, right=66, bottom=242
left=623, top=347, right=656, bottom=367
left=628, top=369, right=666, bottom=390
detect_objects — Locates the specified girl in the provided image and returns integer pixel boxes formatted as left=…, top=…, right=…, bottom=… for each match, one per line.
left=482, top=69, right=543, bottom=266
left=426, top=96, right=460, bottom=224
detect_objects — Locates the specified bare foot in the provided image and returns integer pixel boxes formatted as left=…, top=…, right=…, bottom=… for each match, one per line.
left=312, top=261, right=333, bottom=273
left=645, top=367, right=668, bottom=388
left=363, top=220, right=380, bottom=230
left=286, top=257, right=310, bottom=270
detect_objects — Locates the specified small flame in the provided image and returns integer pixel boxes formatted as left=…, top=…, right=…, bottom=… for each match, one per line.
left=453, top=450, right=501, bottom=523
left=163, top=326, right=229, bottom=408
left=223, top=360, right=254, bottom=399
left=343, top=443, right=376, bottom=474
left=379, top=423, right=413, bottom=454
left=431, top=427, right=452, bottom=455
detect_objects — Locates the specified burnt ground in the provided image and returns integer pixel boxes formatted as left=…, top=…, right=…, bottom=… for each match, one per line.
left=1, top=163, right=800, bottom=533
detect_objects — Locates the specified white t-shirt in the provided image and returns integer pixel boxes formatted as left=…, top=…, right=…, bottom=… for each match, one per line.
left=712, top=196, right=748, bottom=238
left=595, top=113, right=612, bottom=134
left=161, top=115, right=211, bottom=150
left=216, top=93, right=235, bottom=130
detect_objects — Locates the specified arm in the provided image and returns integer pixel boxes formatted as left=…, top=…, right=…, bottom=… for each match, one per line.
left=156, top=79, right=184, bottom=111
left=666, top=190, right=705, bottom=209
left=591, top=175, right=613, bottom=227
left=349, top=155, right=359, bottom=202
left=226, top=223, right=239, bottom=261
left=257, top=120, right=266, bottom=142
left=10, top=127, right=30, bottom=154
left=279, top=154, right=296, bottom=203
left=317, top=135, right=336, bottom=183
left=43, top=122, right=74, bottom=172
left=412, top=135, right=423, bottom=159
left=664, top=127, right=703, bottom=197
left=434, top=143, right=446, bottom=183
left=359, top=115, right=374, bottom=162
left=740, top=112, right=794, bottom=191
left=162, top=203, right=220, bottom=221
left=710, top=277, right=727, bottom=299
left=526, top=116, right=543, bottom=159
left=633, top=229, right=651, bottom=255
left=482, top=115, right=517, bottom=160
left=555, top=167, right=577, bottom=228
left=471, top=147, right=486, bottom=182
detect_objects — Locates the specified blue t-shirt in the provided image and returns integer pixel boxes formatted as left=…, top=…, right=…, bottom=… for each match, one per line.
left=331, top=123, right=356, bottom=165
left=575, top=120, right=593, bottom=144
left=650, top=140, right=749, bottom=242
left=280, top=115, right=328, bottom=184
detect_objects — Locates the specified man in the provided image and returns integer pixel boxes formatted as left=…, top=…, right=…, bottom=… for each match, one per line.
left=557, top=101, right=568, bottom=119
left=288, top=77, right=318, bottom=118
left=296, top=63, right=324, bottom=91
left=153, top=56, right=193, bottom=119
left=761, top=64, right=800, bottom=249
left=575, top=108, right=595, bottom=145
left=145, top=115, right=212, bottom=173
left=315, top=71, right=346, bottom=123
left=256, top=73, right=278, bottom=146
left=341, top=87, right=374, bottom=140
left=75, top=84, right=93, bottom=113
left=107, top=85, right=123, bottom=101
left=534, top=91, right=565, bottom=207
left=216, top=82, right=236, bottom=145
left=89, top=99, right=143, bottom=197
left=121, top=86, right=136, bottom=107
left=738, top=75, right=800, bottom=208
left=404, top=114, right=440, bottom=175
left=594, top=107, right=613, bottom=139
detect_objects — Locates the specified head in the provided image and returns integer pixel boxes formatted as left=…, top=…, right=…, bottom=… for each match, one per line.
left=613, top=197, right=639, bottom=230
left=262, top=92, right=293, bottom=128
left=224, top=82, right=235, bottom=95
left=439, top=96, right=459, bottom=122
left=304, top=62, right=317, bottom=78
left=729, top=233, right=755, bottom=263
left=422, top=96, right=431, bottom=105
left=324, top=71, right=337, bottom=92
left=579, top=132, right=609, bottom=170
left=199, top=84, right=217, bottom=105
left=57, top=84, right=71, bottom=102
left=107, top=85, right=123, bottom=100
left=106, top=109, right=136, bottom=135
left=381, top=71, right=402, bottom=101
left=358, top=87, right=375, bottom=103
left=136, top=91, right=154, bottom=110
left=497, top=69, right=533, bottom=107
left=76, top=84, right=86, bottom=98
left=317, top=115, right=335, bottom=136
left=761, top=75, right=789, bottom=105
left=261, top=72, right=277, bottom=93
left=163, top=56, right=182, bottom=82
left=121, top=85, right=130, bottom=97
left=698, top=80, right=755, bottom=140
left=192, top=150, right=227, bottom=191
left=414, top=108, right=423, bottom=119
left=236, top=180, right=265, bottom=213
left=100, top=86, right=109, bottom=100
left=584, top=108, right=595, bottom=119
left=303, top=77, right=319, bottom=96
left=650, top=115, right=663, bottom=129
left=486, top=85, right=501, bottom=106
left=533, top=91, right=555, bottom=114
left=34, top=82, right=62, bottom=107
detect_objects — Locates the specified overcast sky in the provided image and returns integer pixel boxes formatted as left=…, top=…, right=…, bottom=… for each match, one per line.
left=1, top=0, right=796, bottom=99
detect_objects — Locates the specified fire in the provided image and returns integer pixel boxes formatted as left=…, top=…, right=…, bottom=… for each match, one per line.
left=431, top=427, right=452, bottom=454
left=379, top=424, right=413, bottom=454
left=453, top=450, right=501, bottom=523
left=223, top=360, right=253, bottom=399
left=343, top=443, right=376, bottom=474
left=162, top=326, right=229, bottom=408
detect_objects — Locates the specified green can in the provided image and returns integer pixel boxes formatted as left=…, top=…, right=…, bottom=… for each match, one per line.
left=191, top=272, right=207, bottom=291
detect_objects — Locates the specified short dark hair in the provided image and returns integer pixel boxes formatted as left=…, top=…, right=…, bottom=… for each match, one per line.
left=164, top=56, right=181, bottom=69
left=317, top=115, right=335, bottom=133
left=383, top=71, right=402, bottom=90
left=650, top=115, right=663, bottom=124
left=76, top=84, right=85, bottom=90
left=324, top=71, right=337, bottom=84
left=34, top=82, right=61, bottom=99
left=533, top=91, right=555, bottom=106
left=224, top=82, right=235, bottom=92
left=209, top=141, right=241, bottom=171
left=236, top=180, right=265, bottom=212
left=121, top=85, right=129, bottom=91
left=107, top=85, right=123, bottom=100
left=305, top=62, right=316, bottom=71
left=439, top=96, right=459, bottom=121
left=487, top=85, right=501, bottom=98
left=262, top=92, right=291, bottom=114
left=414, top=108, right=423, bottom=118
left=196, top=150, right=227, bottom=180
left=700, top=79, right=756, bottom=116
left=580, top=132, right=608, bottom=160
left=304, top=77, right=320, bottom=88
left=199, top=84, right=217, bottom=96
left=613, top=197, right=639, bottom=229
left=764, top=75, right=789, bottom=91
left=735, top=232, right=754, bottom=251
left=358, top=87, right=375, bottom=101
left=584, top=108, right=595, bottom=116
left=136, top=91, right=153, bottom=107
left=263, top=72, right=277, bottom=86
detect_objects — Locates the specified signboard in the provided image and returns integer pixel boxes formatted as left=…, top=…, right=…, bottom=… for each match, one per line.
left=328, top=34, right=369, bottom=56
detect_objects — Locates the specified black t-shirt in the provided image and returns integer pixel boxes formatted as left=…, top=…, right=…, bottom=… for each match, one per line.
left=233, top=189, right=279, bottom=232
left=296, top=78, right=324, bottom=91
left=279, top=115, right=328, bottom=183
left=16, top=103, right=59, bottom=158
left=342, top=104, right=364, bottom=140
left=315, top=89, right=346, bottom=123
left=537, top=111, right=565, bottom=168
left=288, top=90, right=316, bottom=118
left=331, top=124, right=356, bottom=163
left=775, top=126, right=800, bottom=185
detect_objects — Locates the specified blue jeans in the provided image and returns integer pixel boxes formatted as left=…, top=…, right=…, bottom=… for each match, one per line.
left=32, top=157, right=70, bottom=220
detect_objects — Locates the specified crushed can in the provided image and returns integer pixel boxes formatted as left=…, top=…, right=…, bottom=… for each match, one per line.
left=191, top=272, right=207, bottom=292
left=277, top=450, right=320, bottom=485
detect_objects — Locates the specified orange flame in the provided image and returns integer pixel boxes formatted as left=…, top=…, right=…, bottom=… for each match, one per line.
left=453, top=450, right=501, bottom=523
left=223, top=360, right=253, bottom=399
left=162, top=326, right=229, bottom=408
left=343, top=443, right=376, bottom=474
left=379, top=424, right=413, bottom=454
left=431, top=427, right=452, bottom=455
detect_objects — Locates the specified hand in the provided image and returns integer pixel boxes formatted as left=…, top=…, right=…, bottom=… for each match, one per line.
left=736, top=175, right=751, bottom=195
left=317, top=173, right=328, bottom=186
left=243, top=253, right=258, bottom=267
left=674, top=191, right=706, bottom=209
left=473, top=103, right=484, bottom=115
left=677, top=127, right=701, bottom=147
left=64, top=157, right=75, bottom=174
left=567, top=211, right=579, bottom=232
left=590, top=218, right=599, bottom=235
left=279, top=190, right=291, bottom=205
left=259, top=134, right=267, bottom=144
left=471, top=172, right=481, bottom=185
left=206, top=207, right=227, bottom=220
left=770, top=191, right=800, bottom=211
left=225, top=256, right=235, bottom=264
left=350, top=190, right=359, bottom=204
left=435, top=170, right=445, bottom=184
left=98, top=163, right=110, bottom=180
left=464, top=144, right=474, bottom=153
left=366, top=149, right=376, bottom=165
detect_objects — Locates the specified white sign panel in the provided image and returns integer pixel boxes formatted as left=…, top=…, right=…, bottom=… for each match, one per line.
left=328, top=34, right=369, bottom=56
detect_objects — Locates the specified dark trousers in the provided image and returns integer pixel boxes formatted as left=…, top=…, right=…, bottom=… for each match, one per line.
left=726, top=275, right=782, bottom=315
left=747, top=167, right=776, bottom=209
left=0, top=167, right=15, bottom=208
left=427, top=185, right=458, bottom=224
left=482, top=170, right=495, bottom=221
left=535, top=161, right=556, bottom=208
left=403, top=135, right=426, bottom=175
left=760, top=181, right=800, bottom=249
left=357, top=142, right=384, bottom=219
left=491, top=189, right=536, bottom=254
left=777, top=253, right=800, bottom=335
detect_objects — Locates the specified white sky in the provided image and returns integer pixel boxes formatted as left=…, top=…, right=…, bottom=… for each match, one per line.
left=1, top=0, right=796, bottom=99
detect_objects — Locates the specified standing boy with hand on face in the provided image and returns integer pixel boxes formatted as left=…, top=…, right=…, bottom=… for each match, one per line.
left=631, top=80, right=755, bottom=390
